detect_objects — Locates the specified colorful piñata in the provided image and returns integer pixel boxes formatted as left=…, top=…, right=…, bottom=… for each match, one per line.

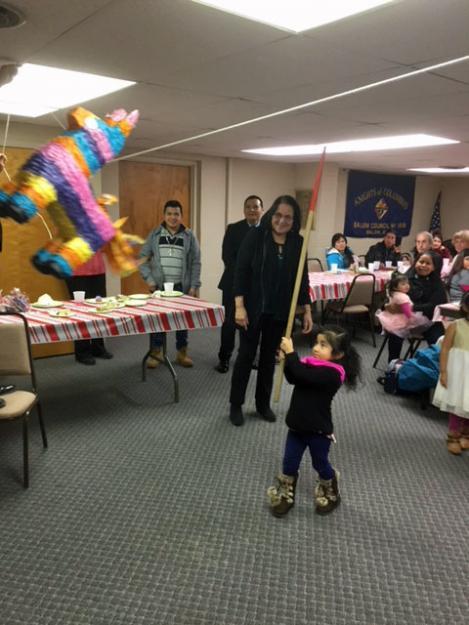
left=0, top=107, right=141, bottom=278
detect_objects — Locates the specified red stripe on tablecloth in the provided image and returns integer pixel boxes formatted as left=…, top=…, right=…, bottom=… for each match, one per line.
left=45, top=323, right=59, bottom=342
left=159, top=313, right=171, bottom=332
left=183, top=310, right=196, bottom=330
left=207, top=307, right=217, bottom=326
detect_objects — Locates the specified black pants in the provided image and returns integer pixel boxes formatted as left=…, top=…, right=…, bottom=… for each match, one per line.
left=218, top=290, right=236, bottom=362
left=229, top=314, right=285, bottom=409
left=387, top=322, right=444, bottom=362
left=65, top=274, right=108, bottom=359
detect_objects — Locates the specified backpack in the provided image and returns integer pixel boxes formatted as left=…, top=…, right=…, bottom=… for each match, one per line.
left=396, top=345, right=440, bottom=393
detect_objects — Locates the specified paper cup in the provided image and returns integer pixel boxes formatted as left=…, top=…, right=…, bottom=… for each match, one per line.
left=368, top=263, right=375, bottom=273
left=385, top=261, right=392, bottom=268
left=330, top=263, right=338, bottom=274
left=373, top=261, right=381, bottom=271
left=397, top=261, right=404, bottom=272
left=164, top=282, right=174, bottom=293
left=73, top=291, right=85, bottom=301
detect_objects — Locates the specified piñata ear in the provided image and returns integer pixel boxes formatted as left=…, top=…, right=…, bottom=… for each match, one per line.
left=108, top=109, right=127, bottom=122
left=127, top=110, right=139, bottom=127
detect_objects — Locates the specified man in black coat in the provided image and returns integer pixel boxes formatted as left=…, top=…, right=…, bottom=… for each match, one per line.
left=215, top=195, right=263, bottom=373
left=365, top=229, right=401, bottom=267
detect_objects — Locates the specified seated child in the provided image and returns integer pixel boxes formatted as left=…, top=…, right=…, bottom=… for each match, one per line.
left=376, top=272, right=433, bottom=338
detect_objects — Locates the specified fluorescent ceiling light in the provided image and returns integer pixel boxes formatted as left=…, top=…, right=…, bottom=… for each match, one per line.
left=0, top=63, right=135, bottom=118
left=192, top=0, right=394, bottom=33
left=408, top=167, right=469, bottom=174
left=243, top=134, right=459, bottom=156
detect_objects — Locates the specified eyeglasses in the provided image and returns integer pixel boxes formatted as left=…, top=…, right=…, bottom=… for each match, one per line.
left=273, top=212, right=293, bottom=223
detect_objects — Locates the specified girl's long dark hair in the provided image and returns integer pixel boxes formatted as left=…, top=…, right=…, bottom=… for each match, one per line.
left=316, top=325, right=362, bottom=389
left=387, top=272, right=409, bottom=297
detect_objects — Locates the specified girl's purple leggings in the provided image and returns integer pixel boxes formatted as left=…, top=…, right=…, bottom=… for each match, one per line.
left=448, top=413, right=469, bottom=433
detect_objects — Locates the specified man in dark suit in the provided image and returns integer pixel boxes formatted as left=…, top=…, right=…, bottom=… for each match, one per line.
left=215, top=195, right=263, bottom=373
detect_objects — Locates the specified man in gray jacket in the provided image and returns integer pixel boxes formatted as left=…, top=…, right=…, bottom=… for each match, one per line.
left=139, top=200, right=201, bottom=367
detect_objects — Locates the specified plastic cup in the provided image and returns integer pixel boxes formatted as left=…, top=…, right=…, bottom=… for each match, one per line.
left=164, top=282, right=174, bottom=293
left=330, top=263, right=338, bottom=274
left=73, top=291, right=85, bottom=301
left=368, top=263, right=375, bottom=273
left=397, top=261, right=404, bottom=272
left=373, top=261, right=381, bottom=271
left=385, top=261, right=392, bottom=268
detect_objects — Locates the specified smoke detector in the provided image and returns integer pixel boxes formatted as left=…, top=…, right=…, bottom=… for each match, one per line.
left=0, top=3, right=25, bottom=28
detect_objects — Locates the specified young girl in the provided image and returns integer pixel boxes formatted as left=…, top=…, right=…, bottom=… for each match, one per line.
left=267, top=326, right=361, bottom=517
left=432, top=292, right=469, bottom=454
left=375, top=272, right=433, bottom=338
left=447, top=249, right=469, bottom=302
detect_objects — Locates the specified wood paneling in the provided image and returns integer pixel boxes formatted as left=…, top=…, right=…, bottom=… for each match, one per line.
left=118, top=161, right=191, bottom=295
left=0, top=147, right=72, bottom=358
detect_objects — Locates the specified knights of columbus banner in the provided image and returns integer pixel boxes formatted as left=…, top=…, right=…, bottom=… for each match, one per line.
left=344, top=170, right=415, bottom=238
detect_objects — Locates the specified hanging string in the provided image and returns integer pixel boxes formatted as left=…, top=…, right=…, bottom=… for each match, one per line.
left=37, top=213, right=53, bottom=240
left=2, top=113, right=10, bottom=154
left=50, top=111, right=66, bottom=130
left=1, top=113, right=11, bottom=180
left=113, top=54, right=469, bottom=163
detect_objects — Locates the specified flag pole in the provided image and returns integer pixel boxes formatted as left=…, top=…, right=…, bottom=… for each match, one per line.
left=273, top=149, right=326, bottom=403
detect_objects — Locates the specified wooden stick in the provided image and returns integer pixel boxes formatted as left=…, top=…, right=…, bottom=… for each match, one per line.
left=273, top=150, right=326, bottom=402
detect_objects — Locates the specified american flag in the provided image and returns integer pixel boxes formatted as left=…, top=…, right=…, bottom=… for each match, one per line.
left=429, top=191, right=442, bottom=232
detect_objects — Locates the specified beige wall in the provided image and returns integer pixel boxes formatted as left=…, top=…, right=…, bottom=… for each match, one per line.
left=2, top=120, right=468, bottom=303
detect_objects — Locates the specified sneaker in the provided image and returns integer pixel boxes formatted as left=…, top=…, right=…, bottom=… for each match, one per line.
left=92, top=348, right=113, bottom=359
left=256, top=406, right=277, bottom=422
left=215, top=360, right=230, bottom=373
left=229, top=404, right=244, bottom=426
left=176, top=347, right=193, bottom=368
left=267, top=474, right=297, bottom=517
left=447, top=433, right=462, bottom=455
left=76, top=355, right=96, bottom=365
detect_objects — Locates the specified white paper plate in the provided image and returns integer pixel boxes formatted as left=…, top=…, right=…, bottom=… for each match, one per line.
left=160, top=291, right=184, bottom=298
left=126, top=300, right=146, bottom=307
left=48, top=309, right=72, bottom=317
left=32, top=301, right=64, bottom=308
left=129, top=293, right=151, bottom=300
left=85, top=297, right=116, bottom=305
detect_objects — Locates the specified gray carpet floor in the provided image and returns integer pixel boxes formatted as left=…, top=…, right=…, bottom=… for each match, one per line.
left=0, top=328, right=468, bottom=625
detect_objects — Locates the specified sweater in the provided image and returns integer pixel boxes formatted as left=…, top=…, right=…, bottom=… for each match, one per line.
left=284, top=352, right=343, bottom=435
left=139, top=224, right=201, bottom=293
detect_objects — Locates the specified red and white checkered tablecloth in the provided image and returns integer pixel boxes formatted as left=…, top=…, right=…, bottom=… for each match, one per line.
left=0, top=295, right=224, bottom=345
left=309, top=270, right=391, bottom=303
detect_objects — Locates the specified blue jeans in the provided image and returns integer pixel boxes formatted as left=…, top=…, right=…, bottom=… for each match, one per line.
left=150, top=330, right=188, bottom=351
left=282, top=430, right=335, bottom=480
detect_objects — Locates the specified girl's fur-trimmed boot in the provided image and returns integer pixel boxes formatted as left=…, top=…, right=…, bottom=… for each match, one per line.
left=267, top=473, right=297, bottom=517
left=314, top=470, right=340, bottom=515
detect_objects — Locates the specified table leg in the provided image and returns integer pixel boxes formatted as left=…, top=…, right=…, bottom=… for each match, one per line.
left=141, top=334, right=179, bottom=403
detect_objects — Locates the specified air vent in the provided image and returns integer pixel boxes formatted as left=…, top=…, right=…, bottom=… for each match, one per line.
left=0, top=3, right=25, bottom=28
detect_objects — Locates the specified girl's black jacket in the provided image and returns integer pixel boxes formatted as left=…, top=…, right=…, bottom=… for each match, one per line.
left=284, top=352, right=343, bottom=435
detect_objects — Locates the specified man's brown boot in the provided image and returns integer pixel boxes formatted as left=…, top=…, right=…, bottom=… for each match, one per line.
left=176, top=347, right=193, bottom=367
left=147, top=348, right=164, bottom=369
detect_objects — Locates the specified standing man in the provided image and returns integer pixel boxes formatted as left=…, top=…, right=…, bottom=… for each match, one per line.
left=365, top=229, right=401, bottom=267
left=215, top=195, right=264, bottom=373
left=139, top=200, right=201, bottom=368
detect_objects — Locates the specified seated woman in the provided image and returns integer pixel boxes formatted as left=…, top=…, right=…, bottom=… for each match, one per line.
left=385, top=252, right=447, bottom=362
left=326, top=233, right=355, bottom=270
left=431, top=230, right=452, bottom=260
left=447, top=249, right=469, bottom=302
